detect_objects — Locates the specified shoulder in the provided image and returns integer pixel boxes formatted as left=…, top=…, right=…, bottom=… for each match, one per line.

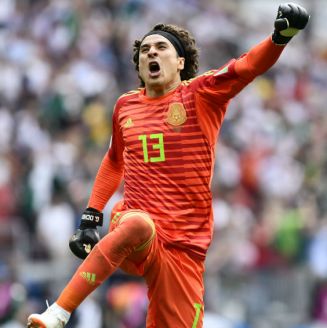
left=181, top=70, right=216, bottom=87
left=116, top=89, right=142, bottom=107
left=112, top=88, right=142, bottom=119
left=181, top=60, right=238, bottom=89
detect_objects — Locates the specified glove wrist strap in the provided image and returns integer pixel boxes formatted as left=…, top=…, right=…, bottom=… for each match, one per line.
left=272, top=31, right=292, bottom=45
left=80, top=208, right=103, bottom=227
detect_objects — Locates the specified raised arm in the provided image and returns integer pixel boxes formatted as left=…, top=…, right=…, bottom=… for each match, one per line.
left=234, top=37, right=285, bottom=80
left=235, top=2, right=309, bottom=80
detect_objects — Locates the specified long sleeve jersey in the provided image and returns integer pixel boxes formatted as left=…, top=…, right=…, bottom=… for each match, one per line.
left=88, top=37, right=285, bottom=259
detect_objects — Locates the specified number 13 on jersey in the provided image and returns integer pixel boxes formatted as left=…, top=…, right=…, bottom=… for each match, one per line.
left=138, top=133, right=166, bottom=163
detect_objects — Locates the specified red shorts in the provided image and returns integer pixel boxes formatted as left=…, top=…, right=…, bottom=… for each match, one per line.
left=110, top=202, right=205, bottom=328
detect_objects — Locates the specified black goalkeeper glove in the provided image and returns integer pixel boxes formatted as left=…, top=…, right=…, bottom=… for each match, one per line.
left=69, top=208, right=103, bottom=259
left=272, top=3, right=310, bottom=45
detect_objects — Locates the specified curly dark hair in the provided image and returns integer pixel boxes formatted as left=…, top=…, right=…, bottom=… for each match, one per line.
left=133, top=23, right=199, bottom=87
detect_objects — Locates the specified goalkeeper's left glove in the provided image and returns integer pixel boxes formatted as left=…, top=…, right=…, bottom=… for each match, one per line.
left=69, top=208, right=103, bottom=259
left=272, top=2, right=310, bottom=45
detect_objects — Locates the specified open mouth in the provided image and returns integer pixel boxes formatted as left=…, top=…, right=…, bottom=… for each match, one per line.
left=149, top=61, right=161, bottom=77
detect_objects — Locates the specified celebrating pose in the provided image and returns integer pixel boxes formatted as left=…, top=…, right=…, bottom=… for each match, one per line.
left=27, top=3, right=309, bottom=328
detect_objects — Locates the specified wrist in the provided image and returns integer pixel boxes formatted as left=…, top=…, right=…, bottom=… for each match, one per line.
left=80, top=208, right=103, bottom=229
left=272, top=30, right=292, bottom=45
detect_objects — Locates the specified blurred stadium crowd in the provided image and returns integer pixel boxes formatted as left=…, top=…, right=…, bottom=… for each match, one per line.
left=0, top=0, right=326, bottom=327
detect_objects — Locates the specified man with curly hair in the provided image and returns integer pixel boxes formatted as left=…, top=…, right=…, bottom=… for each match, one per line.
left=28, top=3, right=309, bottom=328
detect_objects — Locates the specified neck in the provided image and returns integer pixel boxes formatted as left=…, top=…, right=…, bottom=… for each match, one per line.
left=145, top=79, right=181, bottom=98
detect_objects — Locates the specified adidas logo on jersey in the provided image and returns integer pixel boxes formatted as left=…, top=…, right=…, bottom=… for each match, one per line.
left=124, top=118, right=134, bottom=128
left=80, top=272, right=96, bottom=285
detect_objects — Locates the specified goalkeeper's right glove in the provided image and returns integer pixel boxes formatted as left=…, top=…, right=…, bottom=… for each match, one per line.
left=69, top=208, right=103, bottom=259
left=272, top=3, right=310, bottom=45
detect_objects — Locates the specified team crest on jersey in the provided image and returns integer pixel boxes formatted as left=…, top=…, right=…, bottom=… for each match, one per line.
left=166, top=102, right=187, bottom=126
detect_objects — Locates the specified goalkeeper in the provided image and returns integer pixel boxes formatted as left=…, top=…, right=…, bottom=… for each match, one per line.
left=27, top=3, right=309, bottom=328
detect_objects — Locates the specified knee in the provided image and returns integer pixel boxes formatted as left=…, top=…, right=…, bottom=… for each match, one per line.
left=119, top=212, right=155, bottom=249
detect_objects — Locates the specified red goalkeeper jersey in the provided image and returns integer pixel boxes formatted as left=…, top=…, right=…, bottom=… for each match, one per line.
left=109, top=59, right=252, bottom=259
left=90, top=37, right=285, bottom=259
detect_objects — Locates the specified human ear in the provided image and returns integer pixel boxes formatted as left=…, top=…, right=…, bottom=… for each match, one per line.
left=178, top=57, right=185, bottom=71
